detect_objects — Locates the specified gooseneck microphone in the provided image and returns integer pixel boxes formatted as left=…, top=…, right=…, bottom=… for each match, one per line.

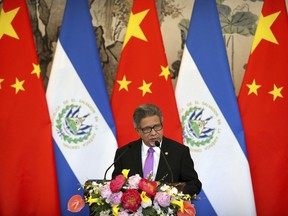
left=155, top=141, right=174, bottom=183
left=103, top=144, right=132, bottom=181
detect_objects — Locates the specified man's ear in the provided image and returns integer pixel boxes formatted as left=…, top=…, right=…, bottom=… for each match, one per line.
left=135, top=128, right=141, bottom=136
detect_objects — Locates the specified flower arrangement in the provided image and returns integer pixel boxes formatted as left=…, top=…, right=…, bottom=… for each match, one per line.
left=68, top=169, right=196, bottom=216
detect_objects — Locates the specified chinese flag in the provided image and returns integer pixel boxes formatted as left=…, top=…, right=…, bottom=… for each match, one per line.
left=238, top=0, right=288, bottom=215
left=111, top=0, right=182, bottom=147
left=0, top=0, right=60, bottom=215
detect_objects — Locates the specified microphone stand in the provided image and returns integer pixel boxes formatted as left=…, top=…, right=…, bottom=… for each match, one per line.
left=103, top=144, right=132, bottom=181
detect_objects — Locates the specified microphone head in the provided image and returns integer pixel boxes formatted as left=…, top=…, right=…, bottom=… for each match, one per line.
left=155, top=141, right=160, bottom=147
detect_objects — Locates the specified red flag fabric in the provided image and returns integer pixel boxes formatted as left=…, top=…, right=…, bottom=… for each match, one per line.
left=111, top=0, right=182, bottom=147
left=238, top=0, right=288, bottom=215
left=0, top=0, right=60, bottom=215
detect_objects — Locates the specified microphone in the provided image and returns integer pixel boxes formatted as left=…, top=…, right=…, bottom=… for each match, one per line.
left=103, top=144, right=132, bottom=181
left=155, top=141, right=174, bottom=183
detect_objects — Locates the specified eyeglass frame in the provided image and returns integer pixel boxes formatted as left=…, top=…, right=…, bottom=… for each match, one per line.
left=138, top=123, right=163, bottom=134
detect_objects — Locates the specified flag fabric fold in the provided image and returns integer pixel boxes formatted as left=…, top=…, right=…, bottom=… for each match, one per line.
left=238, top=0, right=288, bottom=215
left=111, top=0, right=182, bottom=147
left=0, top=0, right=60, bottom=215
left=175, top=0, right=256, bottom=215
left=46, top=0, right=118, bottom=215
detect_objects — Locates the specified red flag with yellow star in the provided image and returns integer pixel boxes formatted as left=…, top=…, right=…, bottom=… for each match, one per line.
left=0, top=0, right=60, bottom=215
left=238, top=0, right=288, bottom=214
left=111, top=0, right=182, bottom=147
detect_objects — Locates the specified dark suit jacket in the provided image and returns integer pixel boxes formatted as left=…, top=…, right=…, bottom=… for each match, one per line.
left=112, top=136, right=202, bottom=196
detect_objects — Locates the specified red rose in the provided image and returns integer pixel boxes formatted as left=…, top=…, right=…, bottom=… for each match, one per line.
left=177, top=201, right=196, bottom=216
left=110, top=174, right=126, bottom=192
left=138, top=178, right=157, bottom=197
left=121, top=189, right=141, bottom=212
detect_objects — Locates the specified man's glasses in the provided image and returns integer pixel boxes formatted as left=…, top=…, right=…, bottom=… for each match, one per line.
left=139, top=124, right=163, bottom=134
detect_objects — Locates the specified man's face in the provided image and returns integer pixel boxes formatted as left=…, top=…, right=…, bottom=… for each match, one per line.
left=136, top=115, right=163, bottom=147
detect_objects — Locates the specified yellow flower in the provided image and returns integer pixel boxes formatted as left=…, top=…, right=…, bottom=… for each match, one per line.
left=122, top=169, right=130, bottom=178
left=112, top=205, right=119, bottom=216
left=87, top=196, right=100, bottom=206
left=140, top=191, right=150, bottom=203
left=171, top=200, right=184, bottom=212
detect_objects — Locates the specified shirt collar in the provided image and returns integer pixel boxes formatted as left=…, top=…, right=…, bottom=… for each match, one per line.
left=141, top=140, right=161, bottom=155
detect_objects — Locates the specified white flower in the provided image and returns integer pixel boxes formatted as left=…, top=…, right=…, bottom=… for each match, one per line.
left=141, top=198, right=152, bottom=208
left=134, top=210, right=143, bottom=216
left=170, top=187, right=178, bottom=195
left=159, top=184, right=170, bottom=191
left=99, top=210, right=111, bottom=216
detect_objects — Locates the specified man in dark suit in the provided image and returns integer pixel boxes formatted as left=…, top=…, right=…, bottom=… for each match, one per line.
left=112, top=103, right=202, bottom=196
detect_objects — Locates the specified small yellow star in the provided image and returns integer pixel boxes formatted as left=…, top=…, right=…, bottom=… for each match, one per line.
left=138, top=80, right=152, bottom=96
left=123, top=9, right=149, bottom=48
left=269, top=84, right=283, bottom=101
left=31, top=63, right=41, bottom=78
left=246, top=79, right=261, bottom=95
left=159, top=65, right=170, bottom=81
left=11, top=77, right=25, bottom=94
left=251, top=11, right=280, bottom=53
left=0, top=7, right=20, bottom=40
left=117, top=75, right=131, bottom=91
left=0, top=78, right=4, bottom=89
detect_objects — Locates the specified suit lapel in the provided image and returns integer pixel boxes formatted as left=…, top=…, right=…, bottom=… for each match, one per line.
left=155, top=138, right=171, bottom=182
left=131, top=140, right=143, bottom=176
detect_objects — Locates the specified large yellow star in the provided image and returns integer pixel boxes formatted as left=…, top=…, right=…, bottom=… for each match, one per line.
left=117, top=75, right=131, bottom=91
left=0, top=78, right=4, bottom=89
left=251, top=11, right=280, bottom=53
left=159, top=65, right=170, bottom=81
left=123, top=9, right=149, bottom=48
left=31, top=63, right=41, bottom=78
left=246, top=79, right=261, bottom=95
left=269, top=84, right=283, bottom=101
left=0, top=7, right=20, bottom=40
left=138, top=80, right=152, bottom=96
left=11, top=77, right=25, bottom=94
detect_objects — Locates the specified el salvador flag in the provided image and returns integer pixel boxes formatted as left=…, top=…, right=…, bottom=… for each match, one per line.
left=175, top=0, right=256, bottom=215
left=46, top=0, right=118, bottom=215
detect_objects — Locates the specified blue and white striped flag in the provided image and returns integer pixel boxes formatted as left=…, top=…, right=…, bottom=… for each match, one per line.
left=46, top=0, right=117, bottom=215
left=175, top=0, right=256, bottom=215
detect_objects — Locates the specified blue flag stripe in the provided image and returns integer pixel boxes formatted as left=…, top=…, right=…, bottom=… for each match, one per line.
left=59, top=0, right=116, bottom=134
left=53, top=141, right=89, bottom=215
